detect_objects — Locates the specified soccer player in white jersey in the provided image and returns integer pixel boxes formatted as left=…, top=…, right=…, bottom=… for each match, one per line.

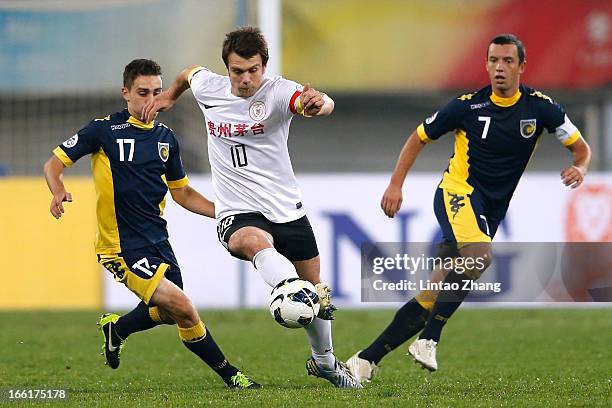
left=142, top=26, right=361, bottom=389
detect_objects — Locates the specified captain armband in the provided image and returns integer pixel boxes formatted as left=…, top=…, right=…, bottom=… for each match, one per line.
left=555, top=114, right=581, bottom=146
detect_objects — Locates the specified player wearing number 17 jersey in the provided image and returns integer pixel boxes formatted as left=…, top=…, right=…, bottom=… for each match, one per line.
left=347, top=34, right=592, bottom=382
left=142, top=27, right=362, bottom=388
left=43, top=59, right=259, bottom=389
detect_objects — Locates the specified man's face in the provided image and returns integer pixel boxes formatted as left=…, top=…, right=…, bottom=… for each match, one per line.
left=486, top=43, right=525, bottom=95
left=122, top=75, right=162, bottom=120
left=227, top=52, right=266, bottom=98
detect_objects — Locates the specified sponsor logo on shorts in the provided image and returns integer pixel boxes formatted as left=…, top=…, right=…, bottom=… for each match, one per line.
left=447, top=192, right=465, bottom=219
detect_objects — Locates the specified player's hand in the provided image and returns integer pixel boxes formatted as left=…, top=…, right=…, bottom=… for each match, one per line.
left=141, top=91, right=175, bottom=123
left=560, top=165, right=585, bottom=189
left=50, top=191, right=72, bottom=219
left=300, top=83, right=325, bottom=116
left=381, top=184, right=403, bottom=218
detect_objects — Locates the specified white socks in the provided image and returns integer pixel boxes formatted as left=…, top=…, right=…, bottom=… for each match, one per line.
left=252, top=247, right=298, bottom=287
left=253, top=247, right=335, bottom=370
left=305, top=318, right=335, bottom=369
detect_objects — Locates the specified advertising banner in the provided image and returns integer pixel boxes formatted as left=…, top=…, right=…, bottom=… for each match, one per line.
left=103, top=173, right=612, bottom=309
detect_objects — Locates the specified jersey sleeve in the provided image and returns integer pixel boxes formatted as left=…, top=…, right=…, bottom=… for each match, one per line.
left=165, top=133, right=189, bottom=189
left=188, top=66, right=215, bottom=102
left=417, top=98, right=465, bottom=143
left=52, top=121, right=101, bottom=167
left=538, top=95, right=582, bottom=146
left=274, top=77, right=303, bottom=118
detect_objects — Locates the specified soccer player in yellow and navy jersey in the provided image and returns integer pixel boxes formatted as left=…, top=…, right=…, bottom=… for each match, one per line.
left=347, top=34, right=592, bottom=380
left=43, top=59, right=260, bottom=389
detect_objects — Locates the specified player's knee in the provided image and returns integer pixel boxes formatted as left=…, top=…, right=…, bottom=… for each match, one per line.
left=436, top=241, right=460, bottom=259
left=462, top=251, right=492, bottom=280
left=176, top=298, right=199, bottom=327
left=229, top=230, right=272, bottom=260
left=458, top=243, right=492, bottom=280
left=164, top=291, right=198, bottom=326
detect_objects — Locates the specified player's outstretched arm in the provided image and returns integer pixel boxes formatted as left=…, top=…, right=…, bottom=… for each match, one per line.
left=381, top=130, right=426, bottom=218
left=169, top=184, right=215, bottom=218
left=43, top=155, right=73, bottom=219
left=300, top=83, right=334, bottom=117
left=561, top=137, right=591, bottom=189
left=141, top=64, right=201, bottom=123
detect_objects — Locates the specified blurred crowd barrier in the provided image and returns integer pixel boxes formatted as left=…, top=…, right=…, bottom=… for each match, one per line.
left=0, top=0, right=610, bottom=175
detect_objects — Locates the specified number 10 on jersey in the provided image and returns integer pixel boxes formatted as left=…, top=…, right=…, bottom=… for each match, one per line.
left=231, top=144, right=248, bottom=167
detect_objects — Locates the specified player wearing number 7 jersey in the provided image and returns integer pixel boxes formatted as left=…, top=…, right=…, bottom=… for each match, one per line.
left=141, top=27, right=361, bottom=388
left=43, top=59, right=260, bottom=389
left=347, top=34, right=592, bottom=381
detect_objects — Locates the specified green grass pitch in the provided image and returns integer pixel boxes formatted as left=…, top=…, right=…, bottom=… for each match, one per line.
left=1, top=308, right=610, bottom=407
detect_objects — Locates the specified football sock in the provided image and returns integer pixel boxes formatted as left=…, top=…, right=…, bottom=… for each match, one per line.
left=304, top=317, right=335, bottom=370
left=114, top=301, right=160, bottom=339
left=252, top=247, right=298, bottom=287
left=179, top=321, right=239, bottom=383
left=419, top=270, right=470, bottom=343
left=359, top=298, right=430, bottom=364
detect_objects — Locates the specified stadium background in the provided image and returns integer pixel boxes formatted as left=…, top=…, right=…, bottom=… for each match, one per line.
left=0, top=0, right=610, bottom=310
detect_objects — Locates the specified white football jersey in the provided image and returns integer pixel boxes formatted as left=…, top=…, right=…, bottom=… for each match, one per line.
left=189, top=67, right=306, bottom=223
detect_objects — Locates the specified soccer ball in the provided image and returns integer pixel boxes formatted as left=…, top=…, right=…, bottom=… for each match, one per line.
left=269, top=278, right=321, bottom=328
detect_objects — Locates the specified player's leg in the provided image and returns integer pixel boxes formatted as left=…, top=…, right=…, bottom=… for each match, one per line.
left=295, top=255, right=361, bottom=388
left=274, top=217, right=360, bottom=388
left=97, top=246, right=179, bottom=369
left=149, top=278, right=260, bottom=388
left=221, top=213, right=300, bottom=286
left=347, top=190, right=458, bottom=381
left=97, top=252, right=172, bottom=369
left=110, top=301, right=172, bottom=337
left=111, top=245, right=184, bottom=339
left=271, top=215, right=336, bottom=319
left=98, top=247, right=259, bottom=387
left=348, top=265, right=449, bottom=381
left=410, top=188, right=493, bottom=371
left=293, top=256, right=334, bottom=368
left=359, top=247, right=456, bottom=364
left=222, top=213, right=359, bottom=388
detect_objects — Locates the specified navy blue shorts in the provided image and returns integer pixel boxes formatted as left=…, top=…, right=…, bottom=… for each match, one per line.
left=433, top=187, right=505, bottom=246
left=98, top=240, right=183, bottom=304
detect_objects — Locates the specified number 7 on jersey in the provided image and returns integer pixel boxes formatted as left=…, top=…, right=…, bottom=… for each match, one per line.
left=478, top=116, right=491, bottom=139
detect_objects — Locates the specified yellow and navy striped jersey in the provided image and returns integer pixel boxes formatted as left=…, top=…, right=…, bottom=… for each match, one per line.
left=53, top=109, right=189, bottom=254
left=417, top=84, right=581, bottom=206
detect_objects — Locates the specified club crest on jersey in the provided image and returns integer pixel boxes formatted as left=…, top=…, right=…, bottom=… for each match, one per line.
left=62, top=134, right=79, bottom=148
left=158, top=142, right=170, bottom=162
left=249, top=101, right=266, bottom=121
left=425, top=111, right=438, bottom=124
left=520, top=119, right=537, bottom=138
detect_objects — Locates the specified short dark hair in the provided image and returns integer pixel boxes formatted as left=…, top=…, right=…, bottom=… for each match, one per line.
left=222, top=26, right=269, bottom=68
left=123, top=59, right=162, bottom=89
left=489, top=34, right=526, bottom=64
